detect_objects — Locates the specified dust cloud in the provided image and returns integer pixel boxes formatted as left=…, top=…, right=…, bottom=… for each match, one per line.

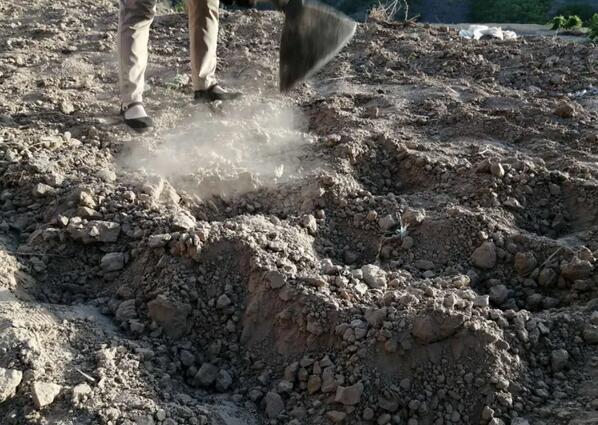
left=122, top=95, right=318, bottom=199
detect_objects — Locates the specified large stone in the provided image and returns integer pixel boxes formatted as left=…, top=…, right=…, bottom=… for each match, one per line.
left=72, top=383, right=92, bottom=403
left=361, top=265, right=387, bottom=289
left=32, top=381, right=61, bottom=409
left=147, top=296, right=190, bottom=339
left=68, top=220, right=121, bottom=244
left=334, top=382, right=364, bottom=405
left=471, top=242, right=497, bottom=269
left=411, top=313, right=464, bottom=344
left=0, top=368, right=22, bottom=403
left=195, top=363, right=219, bottom=387
left=538, top=268, right=557, bottom=287
left=172, top=212, right=196, bottom=231
left=264, top=270, right=286, bottom=289
left=100, top=252, right=125, bottom=272
left=264, top=391, right=284, bottom=418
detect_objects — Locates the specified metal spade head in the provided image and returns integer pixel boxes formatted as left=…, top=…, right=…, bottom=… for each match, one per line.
left=279, top=0, right=356, bottom=92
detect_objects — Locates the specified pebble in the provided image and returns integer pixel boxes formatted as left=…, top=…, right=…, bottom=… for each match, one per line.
left=582, top=326, right=598, bottom=344
left=489, top=284, right=509, bottom=305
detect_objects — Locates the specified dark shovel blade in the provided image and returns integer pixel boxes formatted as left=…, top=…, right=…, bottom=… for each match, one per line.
left=279, top=0, right=356, bottom=92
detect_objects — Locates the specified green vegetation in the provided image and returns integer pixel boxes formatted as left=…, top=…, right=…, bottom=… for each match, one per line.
left=549, top=14, right=583, bottom=29
left=554, top=4, right=596, bottom=23
left=469, top=0, right=552, bottom=24
left=589, top=13, right=598, bottom=39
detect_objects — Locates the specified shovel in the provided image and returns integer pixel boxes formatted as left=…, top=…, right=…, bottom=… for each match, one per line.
left=268, top=0, right=356, bottom=91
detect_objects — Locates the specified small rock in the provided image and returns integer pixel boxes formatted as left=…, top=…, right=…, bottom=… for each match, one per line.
left=72, top=383, right=92, bottom=403
left=301, top=214, right=317, bottom=234
left=334, top=382, right=363, bottom=405
left=489, top=285, right=509, bottom=305
left=32, top=183, right=54, bottom=197
left=538, top=268, right=557, bottom=287
left=471, top=241, right=497, bottom=269
left=414, top=259, right=434, bottom=270
left=378, top=214, right=396, bottom=231
left=215, top=369, right=233, bottom=392
left=115, top=299, right=136, bottom=321
left=32, top=381, right=61, bottom=409
left=0, top=368, right=22, bottom=403
left=490, top=162, right=505, bottom=178
left=561, top=258, right=593, bottom=281
left=216, top=294, right=232, bottom=309
left=264, top=391, right=284, bottom=418
left=553, top=101, right=575, bottom=118
left=307, top=375, right=322, bottom=394
left=172, top=212, right=196, bottom=231
left=514, top=252, right=537, bottom=276
left=481, top=406, right=494, bottom=421
left=582, top=326, right=598, bottom=344
left=195, top=363, right=219, bottom=387
left=402, top=208, right=425, bottom=226
left=326, top=411, right=346, bottom=423
left=473, top=295, right=490, bottom=307
left=147, top=296, right=190, bottom=339
left=361, top=265, right=387, bottom=289
left=265, top=270, right=286, bottom=289
left=60, top=100, right=75, bottom=115
left=551, top=349, right=569, bottom=371
left=148, top=234, right=172, bottom=248
left=100, top=252, right=125, bottom=272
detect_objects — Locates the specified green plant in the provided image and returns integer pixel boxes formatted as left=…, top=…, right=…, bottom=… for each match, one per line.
left=470, top=0, right=552, bottom=24
left=549, top=15, right=567, bottom=29
left=555, top=4, right=596, bottom=23
left=565, top=15, right=583, bottom=28
left=172, top=0, right=185, bottom=12
left=589, top=13, right=598, bottom=40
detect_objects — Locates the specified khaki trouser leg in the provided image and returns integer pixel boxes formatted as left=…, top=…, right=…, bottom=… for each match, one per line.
left=118, top=0, right=156, bottom=105
left=187, top=0, right=219, bottom=91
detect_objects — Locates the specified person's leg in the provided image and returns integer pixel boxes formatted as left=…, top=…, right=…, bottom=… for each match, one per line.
left=188, top=0, right=241, bottom=101
left=118, top=0, right=156, bottom=129
left=187, top=0, right=219, bottom=91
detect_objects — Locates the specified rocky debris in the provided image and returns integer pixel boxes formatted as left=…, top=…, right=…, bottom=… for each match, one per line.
left=1, top=5, right=597, bottom=425
left=0, top=368, right=22, bottom=403
left=68, top=220, right=121, bottom=244
left=32, top=381, right=61, bottom=409
left=471, top=241, right=497, bottom=269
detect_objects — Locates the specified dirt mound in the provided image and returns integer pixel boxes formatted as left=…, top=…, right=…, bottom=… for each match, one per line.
left=1, top=1, right=597, bottom=425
